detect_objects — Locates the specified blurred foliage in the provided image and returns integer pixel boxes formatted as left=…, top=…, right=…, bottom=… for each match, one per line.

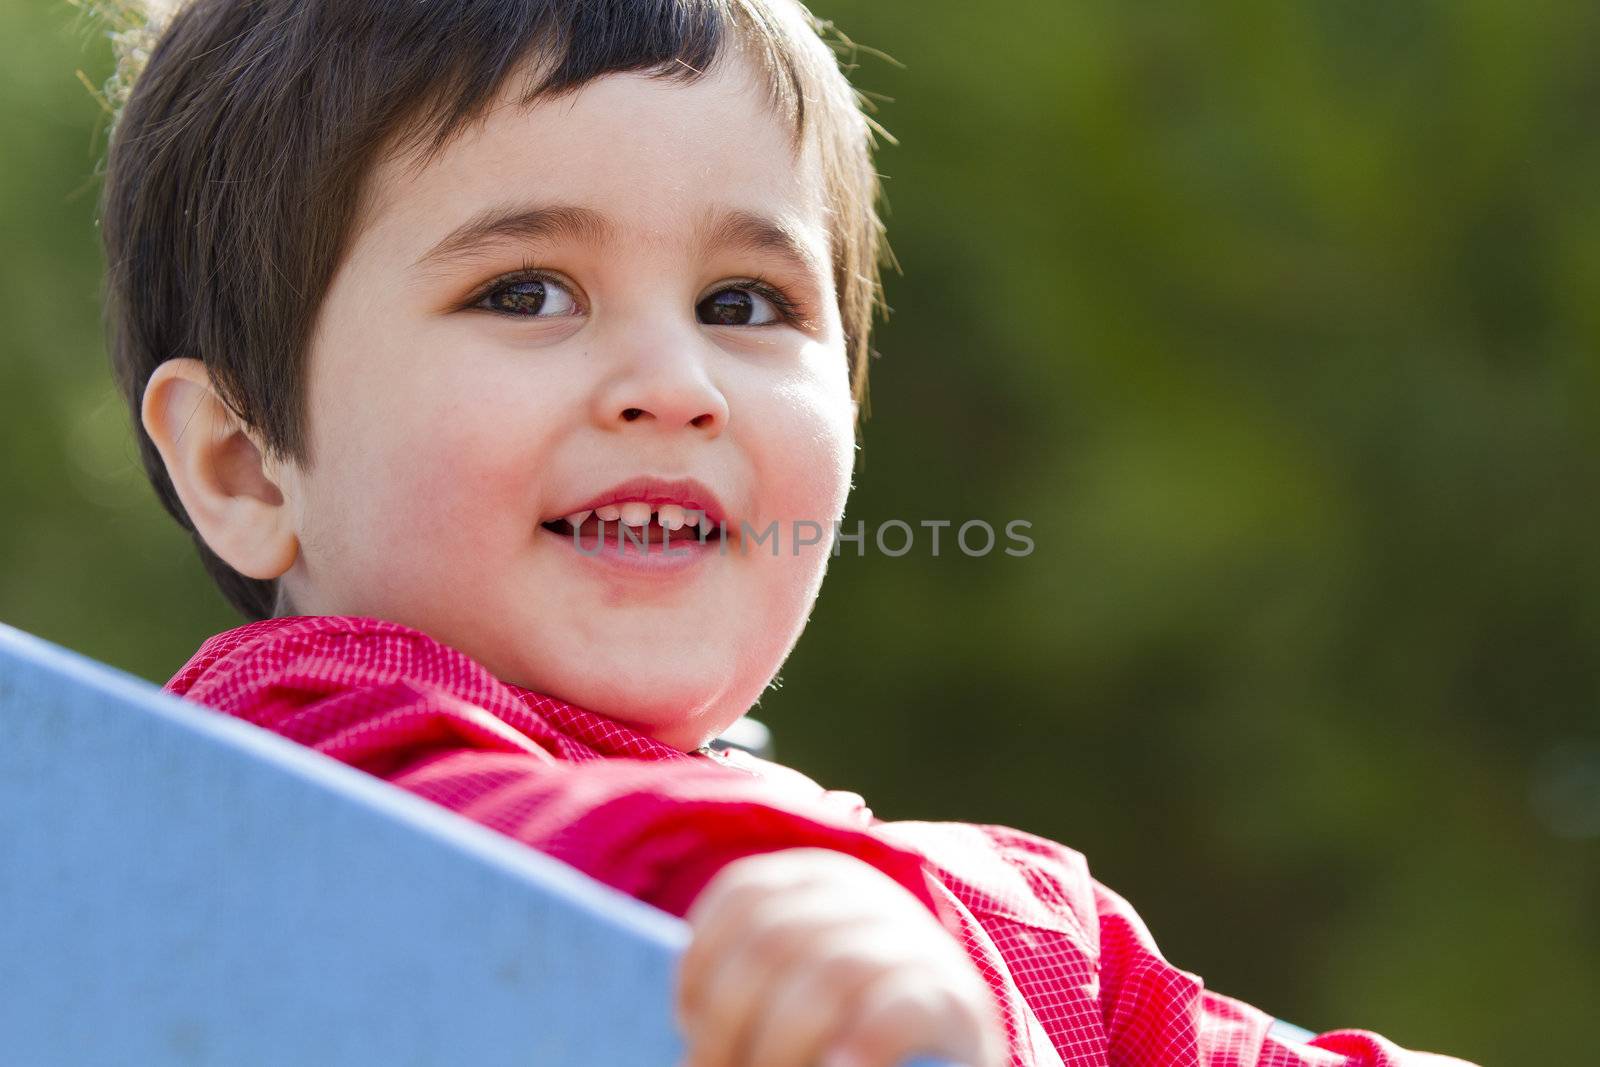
left=4, top=0, right=1597, bottom=1061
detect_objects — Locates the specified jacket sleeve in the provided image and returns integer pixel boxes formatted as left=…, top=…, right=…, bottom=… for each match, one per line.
left=169, top=619, right=946, bottom=922
left=383, top=747, right=951, bottom=919
left=1093, top=880, right=1479, bottom=1067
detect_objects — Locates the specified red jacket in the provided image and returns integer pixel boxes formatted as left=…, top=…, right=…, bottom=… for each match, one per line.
left=166, top=614, right=1474, bottom=1067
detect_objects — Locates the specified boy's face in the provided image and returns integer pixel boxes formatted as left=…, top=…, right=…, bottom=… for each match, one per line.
left=275, top=52, right=856, bottom=751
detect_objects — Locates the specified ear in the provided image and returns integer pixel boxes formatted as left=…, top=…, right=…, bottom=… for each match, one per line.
left=141, top=358, right=299, bottom=581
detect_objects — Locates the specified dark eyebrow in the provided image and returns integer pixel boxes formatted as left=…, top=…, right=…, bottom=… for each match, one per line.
left=413, top=203, right=614, bottom=271
left=696, top=208, right=828, bottom=287
left=413, top=202, right=827, bottom=286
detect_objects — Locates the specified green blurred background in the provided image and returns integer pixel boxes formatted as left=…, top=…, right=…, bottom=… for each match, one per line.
left=5, top=0, right=1596, bottom=1060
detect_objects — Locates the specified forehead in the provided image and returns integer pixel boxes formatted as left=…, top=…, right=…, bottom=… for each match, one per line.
left=353, top=52, right=830, bottom=268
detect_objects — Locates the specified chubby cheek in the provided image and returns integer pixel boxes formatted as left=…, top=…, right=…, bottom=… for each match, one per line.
left=399, top=402, right=540, bottom=550
left=747, top=362, right=856, bottom=593
left=765, top=357, right=855, bottom=523
left=307, top=352, right=551, bottom=599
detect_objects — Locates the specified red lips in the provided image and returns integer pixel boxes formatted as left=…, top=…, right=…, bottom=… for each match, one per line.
left=553, top=476, right=730, bottom=527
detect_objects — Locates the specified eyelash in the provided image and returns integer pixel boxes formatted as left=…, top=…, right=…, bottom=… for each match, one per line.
left=724, top=276, right=805, bottom=325
left=466, top=263, right=805, bottom=326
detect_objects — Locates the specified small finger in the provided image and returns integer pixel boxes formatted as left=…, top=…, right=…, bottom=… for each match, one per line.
left=738, top=945, right=885, bottom=1067
left=678, top=881, right=781, bottom=1024
left=681, top=904, right=863, bottom=1067
left=822, top=972, right=978, bottom=1067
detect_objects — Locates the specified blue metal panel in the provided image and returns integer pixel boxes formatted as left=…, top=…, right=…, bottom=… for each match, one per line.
left=0, top=624, right=956, bottom=1067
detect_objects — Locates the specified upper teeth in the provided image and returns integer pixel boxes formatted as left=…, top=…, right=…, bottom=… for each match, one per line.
left=563, top=503, right=716, bottom=533
left=618, top=502, right=653, bottom=526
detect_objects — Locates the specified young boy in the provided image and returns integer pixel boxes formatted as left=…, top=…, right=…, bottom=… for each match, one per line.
left=100, top=1, right=1477, bottom=1064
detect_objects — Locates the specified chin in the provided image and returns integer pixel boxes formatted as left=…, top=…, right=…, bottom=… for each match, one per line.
left=555, top=664, right=737, bottom=750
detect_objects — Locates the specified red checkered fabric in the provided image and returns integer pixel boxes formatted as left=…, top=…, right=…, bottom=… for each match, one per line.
left=166, top=614, right=1475, bottom=1067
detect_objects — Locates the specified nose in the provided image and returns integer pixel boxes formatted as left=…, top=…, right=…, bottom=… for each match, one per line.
left=591, top=330, right=729, bottom=437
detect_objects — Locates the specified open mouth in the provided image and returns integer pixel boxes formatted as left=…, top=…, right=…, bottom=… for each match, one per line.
left=540, top=504, right=725, bottom=548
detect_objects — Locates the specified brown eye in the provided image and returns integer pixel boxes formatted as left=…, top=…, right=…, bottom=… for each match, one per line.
left=477, top=276, right=579, bottom=317
left=697, top=287, right=781, bottom=326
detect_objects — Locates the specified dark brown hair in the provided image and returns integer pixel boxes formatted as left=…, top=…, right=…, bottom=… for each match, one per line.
left=100, top=0, right=892, bottom=621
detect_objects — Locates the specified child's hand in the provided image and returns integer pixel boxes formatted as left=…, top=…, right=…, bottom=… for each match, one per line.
left=675, top=848, right=1007, bottom=1067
